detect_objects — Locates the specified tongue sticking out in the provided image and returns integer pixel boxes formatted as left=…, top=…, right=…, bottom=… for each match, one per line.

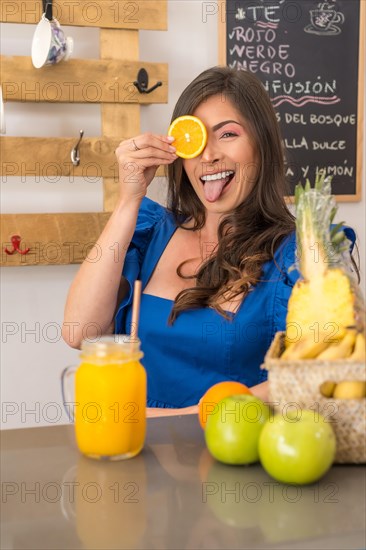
left=203, top=177, right=230, bottom=202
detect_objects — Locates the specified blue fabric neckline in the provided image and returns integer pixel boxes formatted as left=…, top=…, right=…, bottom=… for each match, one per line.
left=141, top=292, right=242, bottom=318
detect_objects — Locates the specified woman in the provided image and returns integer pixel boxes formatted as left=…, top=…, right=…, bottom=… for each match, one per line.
left=63, top=66, right=299, bottom=414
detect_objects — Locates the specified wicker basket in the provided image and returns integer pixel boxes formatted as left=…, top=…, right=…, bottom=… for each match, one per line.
left=262, top=332, right=366, bottom=464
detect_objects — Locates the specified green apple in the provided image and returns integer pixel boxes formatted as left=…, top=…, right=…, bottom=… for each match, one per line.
left=258, top=409, right=336, bottom=485
left=204, top=395, right=271, bottom=465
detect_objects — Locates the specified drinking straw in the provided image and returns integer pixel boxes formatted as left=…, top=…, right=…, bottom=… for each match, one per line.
left=130, top=280, right=142, bottom=341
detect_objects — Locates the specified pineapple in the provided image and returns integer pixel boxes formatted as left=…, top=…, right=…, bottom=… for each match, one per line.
left=285, top=172, right=362, bottom=346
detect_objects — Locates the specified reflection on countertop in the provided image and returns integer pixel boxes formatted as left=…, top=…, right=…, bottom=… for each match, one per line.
left=1, top=416, right=365, bottom=550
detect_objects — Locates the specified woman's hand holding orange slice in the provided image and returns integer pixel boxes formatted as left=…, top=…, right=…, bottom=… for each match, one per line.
left=114, top=115, right=207, bottom=203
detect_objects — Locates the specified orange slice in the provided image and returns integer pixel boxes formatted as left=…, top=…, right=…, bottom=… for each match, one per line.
left=168, top=115, right=207, bottom=159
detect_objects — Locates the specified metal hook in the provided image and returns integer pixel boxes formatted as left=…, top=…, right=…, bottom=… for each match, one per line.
left=133, top=68, right=162, bottom=94
left=71, top=130, right=84, bottom=166
left=43, top=0, right=53, bottom=20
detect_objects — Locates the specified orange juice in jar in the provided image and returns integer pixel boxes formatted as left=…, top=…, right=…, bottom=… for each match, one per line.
left=62, top=336, right=146, bottom=460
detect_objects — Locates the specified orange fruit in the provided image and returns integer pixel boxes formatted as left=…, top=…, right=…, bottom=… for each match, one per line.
left=168, top=115, right=207, bottom=159
left=198, top=381, right=252, bottom=429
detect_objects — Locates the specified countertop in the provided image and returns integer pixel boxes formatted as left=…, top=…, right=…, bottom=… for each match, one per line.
left=1, top=415, right=365, bottom=549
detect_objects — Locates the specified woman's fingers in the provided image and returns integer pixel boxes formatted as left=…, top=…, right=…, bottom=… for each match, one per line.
left=129, top=133, right=175, bottom=151
left=130, top=148, right=177, bottom=162
left=115, top=132, right=177, bottom=201
left=117, top=133, right=177, bottom=161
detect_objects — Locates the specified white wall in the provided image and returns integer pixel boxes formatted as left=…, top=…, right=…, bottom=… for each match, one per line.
left=1, top=1, right=364, bottom=429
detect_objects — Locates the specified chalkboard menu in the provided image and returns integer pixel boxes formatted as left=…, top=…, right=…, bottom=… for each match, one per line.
left=219, top=0, right=364, bottom=200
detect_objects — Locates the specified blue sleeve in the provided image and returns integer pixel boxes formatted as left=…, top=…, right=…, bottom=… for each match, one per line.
left=114, top=197, right=166, bottom=333
left=343, top=226, right=356, bottom=254
left=272, top=232, right=299, bottom=335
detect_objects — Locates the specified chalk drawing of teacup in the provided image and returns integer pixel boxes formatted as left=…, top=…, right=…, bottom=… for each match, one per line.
left=310, top=9, right=345, bottom=31
left=31, top=14, right=73, bottom=69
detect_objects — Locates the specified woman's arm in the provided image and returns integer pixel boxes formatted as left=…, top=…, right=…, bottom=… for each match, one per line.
left=146, top=381, right=269, bottom=418
left=249, top=381, right=269, bottom=402
left=146, top=405, right=199, bottom=418
left=62, top=134, right=177, bottom=349
left=62, top=198, right=141, bottom=348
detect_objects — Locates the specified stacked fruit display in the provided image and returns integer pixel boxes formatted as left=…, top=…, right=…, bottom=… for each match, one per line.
left=199, top=174, right=364, bottom=479
left=265, top=172, right=365, bottom=462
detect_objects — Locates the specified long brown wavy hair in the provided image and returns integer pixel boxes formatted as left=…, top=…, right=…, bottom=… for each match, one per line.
left=167, top=66, right=295, bottom=323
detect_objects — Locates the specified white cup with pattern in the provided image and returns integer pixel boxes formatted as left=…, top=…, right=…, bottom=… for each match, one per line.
left=31, top=14, right=73, bottom=69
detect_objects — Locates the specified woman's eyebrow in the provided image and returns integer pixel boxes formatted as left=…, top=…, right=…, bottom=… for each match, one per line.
left=212, top=120, right=242, bottom=132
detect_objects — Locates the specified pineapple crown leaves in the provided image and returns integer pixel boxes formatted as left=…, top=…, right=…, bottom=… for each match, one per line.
left=294, top=170, right=352, bottom=279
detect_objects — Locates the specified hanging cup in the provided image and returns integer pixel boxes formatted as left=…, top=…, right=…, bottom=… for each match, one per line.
left=31, top=14, right=73, bottom=68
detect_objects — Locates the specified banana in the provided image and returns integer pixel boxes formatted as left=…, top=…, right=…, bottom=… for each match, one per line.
left=333, top=380, right=366, bottom=399
left=316, top=329, right=357, bottom=360
left=280, top=341, right=297, bottom=359
left=281, top=333, right=331, bottom=360
left=319, top=381, right=336, bottom=398
left=348, top=332, right=366, bottom=362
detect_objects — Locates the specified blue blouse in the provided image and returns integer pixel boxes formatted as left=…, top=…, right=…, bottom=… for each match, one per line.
left=115, top=197, right=355, bottom=408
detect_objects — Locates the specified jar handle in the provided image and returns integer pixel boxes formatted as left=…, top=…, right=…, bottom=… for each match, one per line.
left=61, top=365, right=77, bottom=422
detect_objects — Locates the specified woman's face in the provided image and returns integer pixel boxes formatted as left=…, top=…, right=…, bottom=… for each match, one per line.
left=182, top=94, right=259, bottom=214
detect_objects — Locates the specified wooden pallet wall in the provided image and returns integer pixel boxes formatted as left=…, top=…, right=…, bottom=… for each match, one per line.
left=0, top=0, right=168, bottom=266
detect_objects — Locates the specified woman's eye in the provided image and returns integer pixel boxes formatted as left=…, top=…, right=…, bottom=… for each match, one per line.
left=221, top=131, right=237, bottom=139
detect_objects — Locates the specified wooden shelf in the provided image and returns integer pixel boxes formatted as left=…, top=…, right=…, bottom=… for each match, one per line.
left=0, top=3, right=168, bottom=266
